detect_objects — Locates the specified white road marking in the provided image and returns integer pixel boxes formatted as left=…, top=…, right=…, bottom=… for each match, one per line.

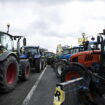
left=22, top=66, right=48, bottom=105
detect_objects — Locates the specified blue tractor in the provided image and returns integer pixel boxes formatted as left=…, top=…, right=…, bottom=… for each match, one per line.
left=55, top=46, right=84, bottom=78
left=20, top=46, right=46, bottom=72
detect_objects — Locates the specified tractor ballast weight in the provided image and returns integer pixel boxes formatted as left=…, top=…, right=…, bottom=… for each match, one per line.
left=54, top=77, right=90, bottom=105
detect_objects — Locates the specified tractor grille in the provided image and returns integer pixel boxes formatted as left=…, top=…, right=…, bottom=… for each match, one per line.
left=85, top=54, right=93, bottom=61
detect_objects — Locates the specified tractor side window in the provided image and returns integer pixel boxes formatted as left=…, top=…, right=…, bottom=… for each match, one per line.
left=63, top=49, right=70, bottom=55
left=0, top=34, right=13, bottom=50
left=5, top=35, right=13, bottom=50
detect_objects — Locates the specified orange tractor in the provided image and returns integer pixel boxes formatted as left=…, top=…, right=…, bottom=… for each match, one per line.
left=61, top=36, right=101, bottom=82
left=61, top=30, right=105, bottom=105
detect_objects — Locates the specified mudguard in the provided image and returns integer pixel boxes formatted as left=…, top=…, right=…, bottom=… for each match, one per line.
left=0, top=51, right=18, bottom=62
left=70, top=62, right=91, bottom=87
left=70, top=62, right=88, bottom=72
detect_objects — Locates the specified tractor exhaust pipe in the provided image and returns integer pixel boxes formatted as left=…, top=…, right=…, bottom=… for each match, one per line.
left=7, top=24, right=10, bottom=34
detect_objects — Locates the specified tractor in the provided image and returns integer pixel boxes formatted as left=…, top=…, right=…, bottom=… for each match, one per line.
left=54, top=46, right=84, bottom=78
left=60, top=30, right=105, bottom=105
left=44, top=51, right=56, bottom=66
left=0, top=31, right=30, bottom=92
left=61, top=39, right=100, bottom=82
left=20, top=46, right=46, bottom=72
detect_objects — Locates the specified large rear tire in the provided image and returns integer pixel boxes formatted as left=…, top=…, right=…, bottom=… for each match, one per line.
left=61, top=65, right=84, bottom=82
left=0, top=56, right=19, bottom=92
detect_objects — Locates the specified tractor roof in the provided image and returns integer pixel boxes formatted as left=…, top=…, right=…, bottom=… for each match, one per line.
left=0, top=31, right=13, bottom=38
left=0, top=31, right=25, bottom=39
left=23, top=46, right=39, bottom=49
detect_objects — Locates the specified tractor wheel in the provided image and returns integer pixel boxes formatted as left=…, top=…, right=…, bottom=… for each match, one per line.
left=61, top=65, right=84, bottom=82
left=55, top=61, right=66, bottom=78
left=42, top=61, right=46, bottom=70
left=20, top=61, right=30, bottom=81
left=36, top=59, right=43, bottom=72
left=0, top=56, right=19, bottom=92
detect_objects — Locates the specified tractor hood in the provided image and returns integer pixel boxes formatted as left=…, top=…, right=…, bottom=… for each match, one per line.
left=20, top=54, right=28, bottom=59
left=63, top=54, right=72, bottom=59
left=59, top=54, right=72, bottom=60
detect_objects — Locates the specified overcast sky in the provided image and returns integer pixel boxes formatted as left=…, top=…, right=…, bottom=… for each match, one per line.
left=0, top=0, right=105, bottom=52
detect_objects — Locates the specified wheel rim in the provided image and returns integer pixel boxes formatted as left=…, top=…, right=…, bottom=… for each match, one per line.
left=6, top=63, right=17, bottom=85
left=57, top=65, right=63, bottom=75
left=25, top=66, right=30, bottom=77
left=65, top=71, right=80, bottom=81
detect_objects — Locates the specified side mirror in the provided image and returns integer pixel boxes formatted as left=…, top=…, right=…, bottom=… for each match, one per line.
left=23, top=38, right=26, bottom=46
left=103, top=29, right=105, bottom=35
left=91, top=37, right=95, bottom=41
left=97, top=36, right=101, bottom=44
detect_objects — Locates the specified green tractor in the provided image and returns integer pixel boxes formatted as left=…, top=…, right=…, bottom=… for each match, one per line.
left=44, top=51, right=56, bottom=66
left=0, top=31, right=30, bottom=92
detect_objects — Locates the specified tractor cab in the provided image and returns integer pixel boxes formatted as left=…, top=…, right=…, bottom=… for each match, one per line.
left=71, top=46, right=84, bottom=54
left=97, top=30, right=105, bottom=68
left=0, top=32, right=27, bottom=59
left=83, top=40, right=101, bottom=51
left=62, top=48, right=71, bottom=55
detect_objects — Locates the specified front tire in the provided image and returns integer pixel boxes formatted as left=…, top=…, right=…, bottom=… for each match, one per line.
left=55, top=61, right=66, bottom=78
left=36, top=59, right=43, bottom=72
left=19, top=61, right=30, bottom=81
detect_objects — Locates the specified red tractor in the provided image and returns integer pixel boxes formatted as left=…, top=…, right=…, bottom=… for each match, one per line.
left=0, top=31, right=30, bottom=92
left=61, top=36, right=101, bottom=82
left=61, top=30, right=105, bottom=105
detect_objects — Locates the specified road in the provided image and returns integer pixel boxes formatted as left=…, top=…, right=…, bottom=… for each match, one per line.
left=0, top=66, right=60, bottom=105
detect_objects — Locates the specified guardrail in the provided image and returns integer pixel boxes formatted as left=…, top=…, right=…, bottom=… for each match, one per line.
left=54, top=77, right=86, bottom=105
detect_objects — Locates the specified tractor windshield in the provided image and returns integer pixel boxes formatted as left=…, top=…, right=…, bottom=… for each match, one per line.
left=45, top=52, right=54, bottom=57
left=63, top=49, right=71, bottom=55
left=45, top=52, right=51, bottom=57
left=88, top=42, right=101, bottom=50
left=71, top=47, right=84, bottom=54
left=0, top=33, right=13, bottom=50
left=24, top=47, right=38, bottom=55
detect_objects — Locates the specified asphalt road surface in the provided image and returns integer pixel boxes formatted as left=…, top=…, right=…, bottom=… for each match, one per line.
left=0, top=65, right=60, bottom=105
